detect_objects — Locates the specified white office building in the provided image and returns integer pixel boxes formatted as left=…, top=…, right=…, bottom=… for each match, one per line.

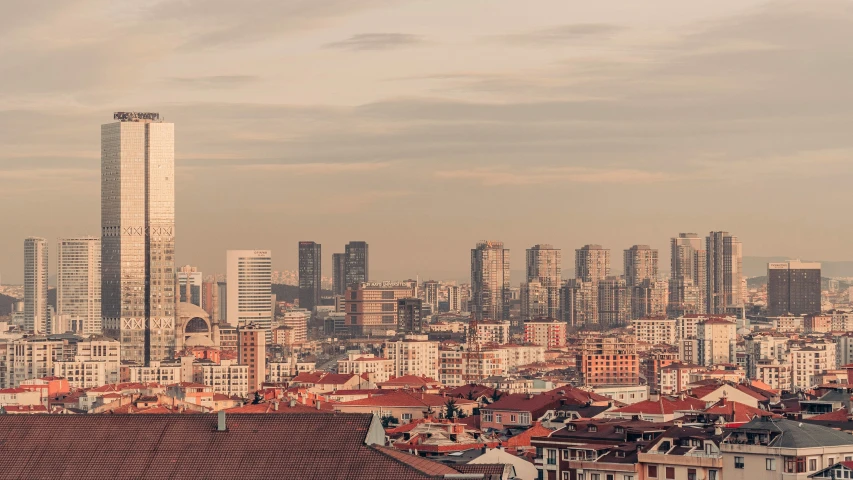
left=226, top=250, right=273, bottom=340
left=23, top=237, right=49, bottom=335
left=57, top=237, right=101, bottom=335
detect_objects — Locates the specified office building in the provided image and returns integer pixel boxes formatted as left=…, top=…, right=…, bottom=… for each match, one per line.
left=767, top=260, right=821, bottom=316
left=526, top=244, right=562, bottom=319
left=345, top=281, right=417, bottom=336
left=57, top=237, right=101, bottom=335
left=668, top=233, right=707, bottom=317
left=297, top=241, right=322, bottom=311
left=332, top=253, right=346, bottom=296
left=238, top=323, right=267, bottom=393
left=216, top=281, right=227, bottom=323
left=177, top=265, right=203, bottom=309
left=279, top=308, right=309, bottom=345
left=23, top=237, right=49, bottom=335
left=101, top=112, right=176, bottom=365
left=226, top=250, right=273, bottom=339
left=397, top=298, right=425, bottom=334
left=706, top=231, right=743, bottom=314
left=470, top=241, right=510, bottom=321
left=344, top=241, right=369, bottom=289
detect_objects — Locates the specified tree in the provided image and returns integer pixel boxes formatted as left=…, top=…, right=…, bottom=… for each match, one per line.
left=251, top=391, right=263, bottom=404
left=490, top=389, right=503, bottom=403
left=380, top=415, right=400, bottom=428
left=444, top=399, right=461, bottom=419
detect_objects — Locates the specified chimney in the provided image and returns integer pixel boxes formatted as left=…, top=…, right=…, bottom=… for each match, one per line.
left=217, top=410, right=227, bottom=432
left=649, top=391, right=660, bottom=402
left=316, top=400, right=322, bottom=410
left=273, top=401, right=279, bottom=411
left=289, top=398, right=296, bottom=408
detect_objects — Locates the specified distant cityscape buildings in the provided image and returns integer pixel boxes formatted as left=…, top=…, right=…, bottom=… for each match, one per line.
left=470, top=241, right=510, bottom=322
left=226, top=250, right=273, bottom=340
left=297, top=241, right=322, bottom=311
left=23, top=237, right=48, bottom=335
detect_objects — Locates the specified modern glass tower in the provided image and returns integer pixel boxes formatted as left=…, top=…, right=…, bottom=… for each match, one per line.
left=57, top=237, right=101, bottom=335
left=101, top=112, right=176, bottom=366
left=344, top=241, right=369, bottom=289
left=298, top=241, right=322, bottom=311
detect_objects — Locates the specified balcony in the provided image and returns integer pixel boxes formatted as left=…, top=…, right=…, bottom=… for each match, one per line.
left=638, top=452, right=722, bottom=468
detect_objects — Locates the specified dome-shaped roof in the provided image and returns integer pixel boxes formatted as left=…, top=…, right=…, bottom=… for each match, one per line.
left=177, top=302, right=209, bottom=320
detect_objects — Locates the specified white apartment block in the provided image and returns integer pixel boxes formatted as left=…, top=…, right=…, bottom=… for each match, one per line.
left=2, top=337, right=65, bottom=388
left=790, top=342, right=836, bottom=390
left=267, top=357, right=315, bottom=384
left=831, top=312, right=853, bottom=332
left=279, top=309, right=309, bottom=345
left=476, top=321, right=511, bottom=345
left=383, top=335, right=439, bottom=380
left=53, top=336, right=120, bottom=388
left=438, top=344, right=546, bottom=387
left=127, top=360, right=190, bottom=385
left=523, top=319, right=567, bottom=348
left=697, top=319, right=736, bottom=366
left=675, top=315, right=702, bottom=340
left=770, top=315, right=805, bottom=333
left=754, top=360, right=792, bottom=391
left=631, top=318, right=676, bottom=345
left=194, top=359, right=248, bottom=398
left=836, top=334, right=853, bottom=368
left=337, top=353, right=394, bottom=382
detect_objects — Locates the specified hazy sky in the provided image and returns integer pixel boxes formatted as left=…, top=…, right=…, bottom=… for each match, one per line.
left=3, top=0, right=853, bottom=284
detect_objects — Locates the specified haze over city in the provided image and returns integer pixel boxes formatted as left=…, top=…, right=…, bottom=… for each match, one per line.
left=4, top=0, right=853, bottom=283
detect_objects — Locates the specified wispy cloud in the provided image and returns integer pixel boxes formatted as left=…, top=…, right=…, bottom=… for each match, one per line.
left=436, top=166, right=676, bottom=186
left=236, top=161, right=393, bottom=174
left=324, top=33, right=425, bottom=51
left=166, top=75, right=260, bottom=88
left=495, top=23, right=626, bottom=45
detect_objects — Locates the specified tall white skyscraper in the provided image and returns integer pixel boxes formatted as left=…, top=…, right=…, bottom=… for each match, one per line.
left=101, top=112, right=176, bottom=365
left=226, top=250, right=273, bottom=339
left=23, top=237, right=49, bottom=334
left=57, top=237, right=101, bottom=335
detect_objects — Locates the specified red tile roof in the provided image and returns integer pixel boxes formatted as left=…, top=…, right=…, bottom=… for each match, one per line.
left=315, top=373, right=358, bottom=385
left=808, top=408, right=849, bottom=421
left=505, top=421, right=554, bottom=448
left=612, top=396, right=707, bottom=415
left=338, top=390, right=476, bottom=408
left=0, top=414, right=439, bottom=479
left=703, top=399, right=776, bottom=422
left=2, top=405, right=48, bottom=413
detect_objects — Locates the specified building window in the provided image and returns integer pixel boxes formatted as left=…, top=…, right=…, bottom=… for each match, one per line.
left=606, top=475, right=614, bottom=480
left=591, top=475, right=600, bottom=480
left=624, top=476, right=634, bottom=480
left=666, top=467, right=675, bottom=479
left=687, top=469, right=696, bottom=480
left=648, top=466, right=658, bottom=478
left=563, top=474, right=570, bottom=480
left=766, top=458, right=776, bottom=471
left=546, top=449, right=557, bottom=465
left=735, top=457, right=745, bottom=469
left=810, top=459, right=818, bottom=471
left=578, top=474, right=584, bottom=480
left=708, top=470, right=718, bottom=480
left=495, top=414, right=502, bottom=423
left=483, top=411, right=493, bottom=422
left=562, top=450, right=569, bottom=461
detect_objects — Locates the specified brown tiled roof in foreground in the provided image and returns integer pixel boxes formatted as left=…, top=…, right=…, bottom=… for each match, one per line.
left=0, top=414, right=443, bottom=480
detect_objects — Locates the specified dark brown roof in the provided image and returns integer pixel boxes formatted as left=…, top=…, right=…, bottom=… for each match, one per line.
left=0, top=414, right=439, bottom=479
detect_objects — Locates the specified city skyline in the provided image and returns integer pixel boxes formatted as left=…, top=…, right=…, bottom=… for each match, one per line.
left=4, top=1, right=853, bottom=283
